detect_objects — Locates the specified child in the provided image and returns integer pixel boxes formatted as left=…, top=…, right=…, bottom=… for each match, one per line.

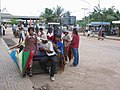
left=55, top=35, right=65, bottom=72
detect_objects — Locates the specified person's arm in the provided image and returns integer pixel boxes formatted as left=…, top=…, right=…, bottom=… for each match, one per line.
left=35, top=37, right=38, bottom=54
left=9, top=42, right=22, bottom=50
left=39, top=42, right=55, bottom=53
left=63, top=36, right=70, bottom=42
left=39, top=46, right=53, bottom=53
left=70, top=34, right=75, bottom=45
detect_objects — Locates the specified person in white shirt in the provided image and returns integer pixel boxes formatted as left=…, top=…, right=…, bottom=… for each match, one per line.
left=87, top=30, right=91, bottom=37
left=39, top=35, right=57, bottom=81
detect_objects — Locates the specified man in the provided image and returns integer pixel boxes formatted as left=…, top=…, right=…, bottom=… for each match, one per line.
left=39, top=35, right=57, bottom=81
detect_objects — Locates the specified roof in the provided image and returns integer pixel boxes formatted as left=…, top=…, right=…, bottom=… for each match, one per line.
left=88, top=22, right=110, bottom=26
left=48, top=22, right=60, bottom=25
left=112, top=21, right=120, bottom=24
left=1, top=13, right=14, bottom=19
left=14, top=16, right=40, bottom=20
left=1, top=13, right=40, bottom=20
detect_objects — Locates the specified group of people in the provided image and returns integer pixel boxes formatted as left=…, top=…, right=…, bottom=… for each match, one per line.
left=10, top=26, right=80, bottom=81
left=86, top=28, right=105, bottom=40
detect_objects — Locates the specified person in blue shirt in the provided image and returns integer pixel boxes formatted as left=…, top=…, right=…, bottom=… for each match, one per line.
left=55, top=35, right=65, bottom=72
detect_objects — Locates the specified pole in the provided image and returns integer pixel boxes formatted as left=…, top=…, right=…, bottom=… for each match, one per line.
left=82, top=8, right=88, bottom=27
left=81, top=0, right=90, bottom=24
left=98, top=0, right=100, bottom=8
left=0, top=0, right=2, bottom=37
left=0, top=0, right=1, bottom=25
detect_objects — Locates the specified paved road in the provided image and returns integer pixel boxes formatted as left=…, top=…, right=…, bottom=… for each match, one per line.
left=2, top=28, right=120, bottom=90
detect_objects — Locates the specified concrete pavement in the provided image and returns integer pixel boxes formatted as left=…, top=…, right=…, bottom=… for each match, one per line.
left=0, top=38, right=34, bottom=90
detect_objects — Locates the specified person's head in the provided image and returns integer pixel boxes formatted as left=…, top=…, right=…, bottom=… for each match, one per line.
left=55, top=35, right=61, bottom=42
left=73, top=28, right=78, bottom=35
left=48, top=27, right=52, bottom=33
left=63, top=29, right=69, bottom=35
left=41, top=35, right=48, bottom=44
left=39, top=28, right=43, bottom=32
left=28, top=27, right=34, bottom=35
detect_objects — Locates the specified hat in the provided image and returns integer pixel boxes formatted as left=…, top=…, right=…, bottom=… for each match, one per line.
left=63, top=29, right=69, bottom=33
left=41, top=35, right=48, bottom=40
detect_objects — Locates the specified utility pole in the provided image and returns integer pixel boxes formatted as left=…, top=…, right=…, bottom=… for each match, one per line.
left=0, top=0, right=1, bottom=25
left=81, top=0, right=90, bottom=24
left=0, top=0, right=2, bottom=37
left=82, top=8, right=88, bottom=26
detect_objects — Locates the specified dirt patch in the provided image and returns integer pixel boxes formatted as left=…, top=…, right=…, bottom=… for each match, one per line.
left=3, top=38, right=16, bottom=47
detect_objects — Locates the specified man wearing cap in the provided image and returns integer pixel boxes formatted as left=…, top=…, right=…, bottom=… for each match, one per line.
left=39, top=35, right=57, bottom=81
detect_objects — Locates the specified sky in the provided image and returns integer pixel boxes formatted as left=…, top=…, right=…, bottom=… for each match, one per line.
left=1, top=0, right=120, bottom=20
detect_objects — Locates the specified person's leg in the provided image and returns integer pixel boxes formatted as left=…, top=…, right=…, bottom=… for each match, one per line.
left=3, top=30, right=5, bottom=35
left=50, top=55, right=57, bottom=77
left=76, top=49, right=79, bottom=65
left=64, top=47, right=68, bottom=61
left=19, top=34, right=22, bottom=43
left=19, top=45, right=24, bottom=53
left=28, top=50, right=34, bottom=77
left=73, top=48, right=78, bottom=66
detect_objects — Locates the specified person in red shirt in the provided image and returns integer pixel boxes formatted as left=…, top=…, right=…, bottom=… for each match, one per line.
left=70, top=28, right=80, bottom=67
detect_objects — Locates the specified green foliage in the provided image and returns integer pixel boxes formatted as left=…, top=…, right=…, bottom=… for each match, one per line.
left=53, top=5, right=64, bottom=23
left=40, top=8, right=54, bottom=23
left=40, top=6, right=65, bottom=24
left=77, top=20, right=87, bottom=27
left=9, top=18, right=19, bottom=25
left=86, top=6, right=120, bottom=22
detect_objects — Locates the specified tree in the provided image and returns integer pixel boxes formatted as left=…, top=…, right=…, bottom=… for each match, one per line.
left=53, top=5, right=64, bottom=22
left=40, top=8, right=55, bottom=24
left=86, top=6, right=120, bottom=36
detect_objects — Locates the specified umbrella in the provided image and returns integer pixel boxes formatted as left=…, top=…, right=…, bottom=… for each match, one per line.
left=10, top=49, right=30, bottom=77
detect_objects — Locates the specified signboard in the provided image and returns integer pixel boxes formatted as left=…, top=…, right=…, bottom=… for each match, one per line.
left=62, top=16, right=76, bottom=26
left=70, top=16, right=76, bottom=25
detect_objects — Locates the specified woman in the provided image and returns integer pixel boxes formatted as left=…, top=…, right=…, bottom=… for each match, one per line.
left=62, top=29, right=71, bottom=62
left=23, top=27, right=38, bottom=77
left=70, top=28, right=80, bottom=67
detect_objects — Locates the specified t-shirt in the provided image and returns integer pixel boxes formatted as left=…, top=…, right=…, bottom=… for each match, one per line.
left=56, top=41, right=64, bottom=54
left=63, top=35, right=70, bottom=47
left=47, top=33, right=53, bottom=40
left=44, top=41, right=56, bottom=56
left=71, top=34, right=79, bottom=48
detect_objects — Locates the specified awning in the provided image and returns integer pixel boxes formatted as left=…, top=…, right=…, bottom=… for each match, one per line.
left=112, top=21, right=120, bottom=24
left=87, top=22, right=110, bottom=26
